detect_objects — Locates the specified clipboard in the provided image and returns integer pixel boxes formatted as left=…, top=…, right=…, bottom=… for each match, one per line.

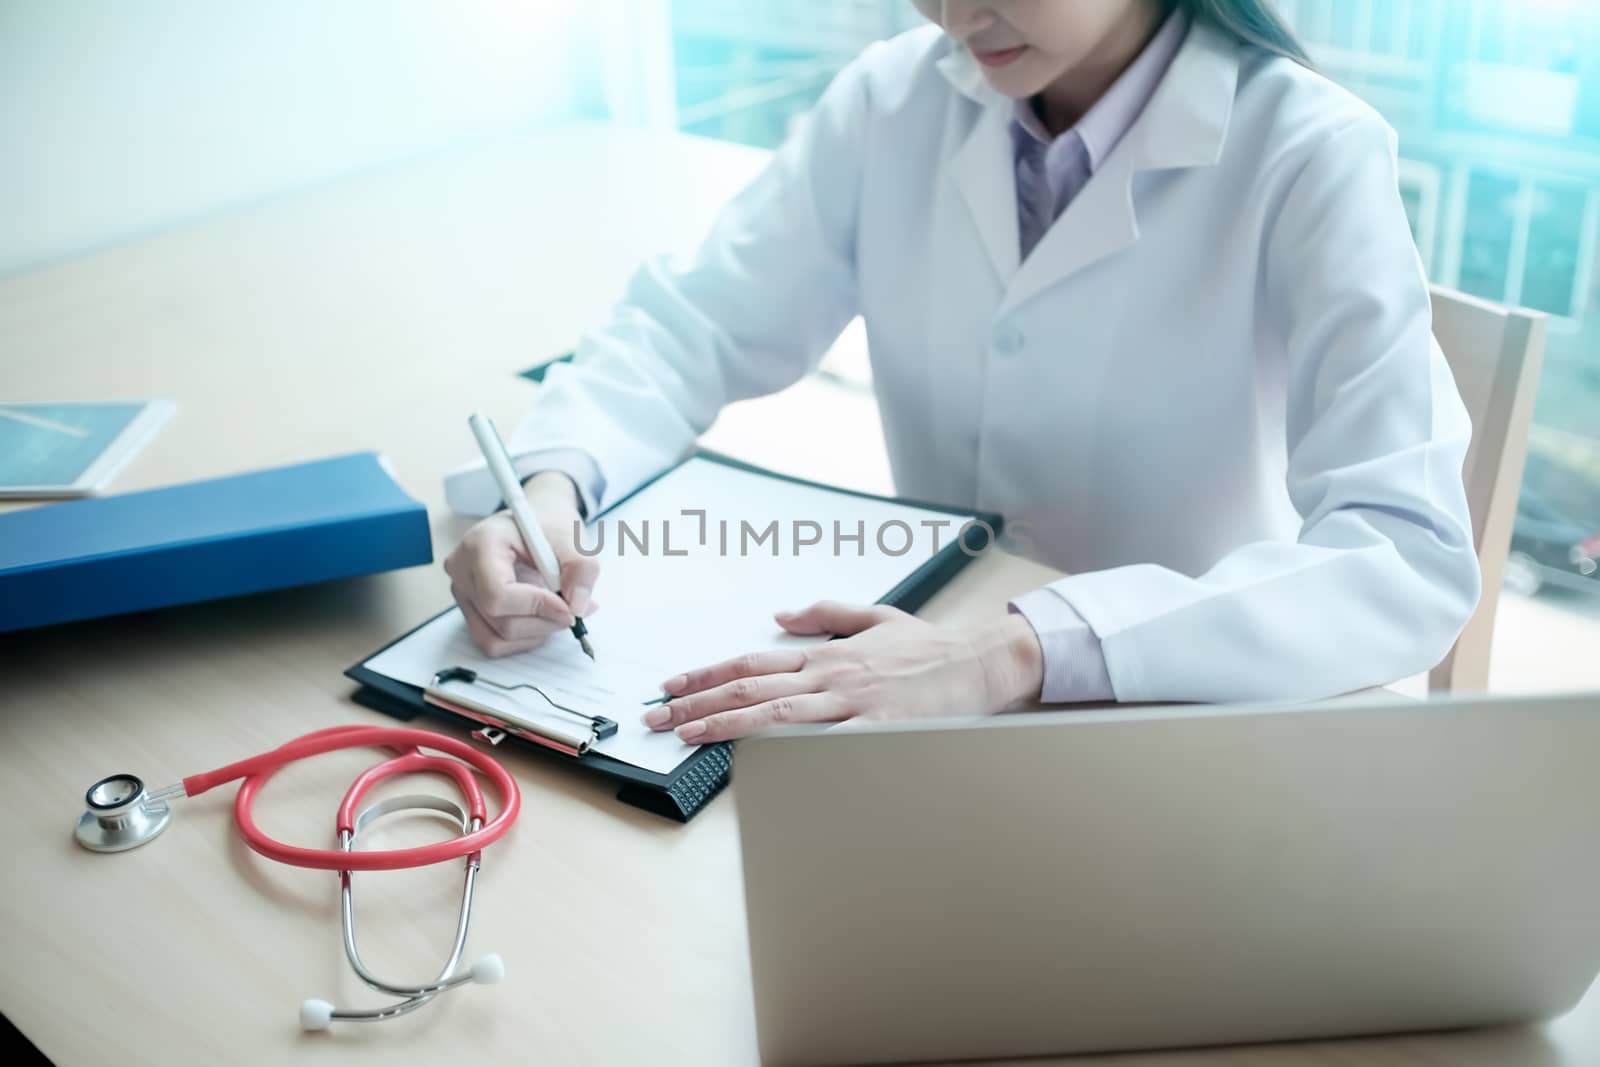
left=346, top=449, right=1004, bottom=822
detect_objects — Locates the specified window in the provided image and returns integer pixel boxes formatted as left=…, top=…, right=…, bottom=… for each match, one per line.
left=1523, top=181, right=1592, bottom=320
left=1396, top=159, right=1442, bottom=272
left=670, top=0, right=923, bottom=147
left=1458, top=171, right=1519, bottom=306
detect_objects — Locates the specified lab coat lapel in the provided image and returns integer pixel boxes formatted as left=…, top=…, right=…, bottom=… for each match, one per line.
left=938, top=48, right=1021, bottom=284
left=1002, top=151, right=1141, bottom=317
left=998, top=22, right=1242, bottom=317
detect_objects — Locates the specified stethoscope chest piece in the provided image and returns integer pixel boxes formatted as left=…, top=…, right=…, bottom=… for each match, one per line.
left=75, top=773, right=172, bottom=853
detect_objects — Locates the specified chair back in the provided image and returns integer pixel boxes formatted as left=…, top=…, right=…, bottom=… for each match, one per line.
left=1427, top=285, right=1548, bottom=692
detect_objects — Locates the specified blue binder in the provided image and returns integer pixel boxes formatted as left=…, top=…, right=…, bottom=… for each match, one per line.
left=0, top=452, right=432, bottom=632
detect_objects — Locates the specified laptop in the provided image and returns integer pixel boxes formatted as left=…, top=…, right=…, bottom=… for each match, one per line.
left=733, top=693, right=1600, bottom=1065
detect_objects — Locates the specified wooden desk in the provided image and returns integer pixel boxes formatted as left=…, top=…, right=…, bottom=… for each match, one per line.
left=1, top=123, right=1595, bottom=1066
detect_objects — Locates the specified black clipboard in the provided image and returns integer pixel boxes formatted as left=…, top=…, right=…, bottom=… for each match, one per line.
left=345, top=448, right=1004, bottom=822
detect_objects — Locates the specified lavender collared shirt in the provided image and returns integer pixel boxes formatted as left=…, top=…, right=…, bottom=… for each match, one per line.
left=1006, top=12, right=1189, bottom=704
left=1010, top=11, right=1189, bottom=261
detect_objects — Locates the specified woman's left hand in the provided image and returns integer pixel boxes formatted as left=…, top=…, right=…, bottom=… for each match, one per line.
left=643, top=600, right=1045, bottom=744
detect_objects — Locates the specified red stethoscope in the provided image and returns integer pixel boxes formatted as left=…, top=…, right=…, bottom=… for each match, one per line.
left=74, top=725, right=522, bottom=1029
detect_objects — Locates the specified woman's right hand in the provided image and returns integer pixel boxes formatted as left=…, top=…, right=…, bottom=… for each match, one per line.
left=443, top=471, right=599, bottom=657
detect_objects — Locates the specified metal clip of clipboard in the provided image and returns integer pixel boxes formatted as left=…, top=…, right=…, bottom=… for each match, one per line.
left=422, top=666, right=619, bottom=759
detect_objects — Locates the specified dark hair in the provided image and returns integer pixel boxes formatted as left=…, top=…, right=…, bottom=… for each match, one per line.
left=1170, top=0, right=1313, bottom=66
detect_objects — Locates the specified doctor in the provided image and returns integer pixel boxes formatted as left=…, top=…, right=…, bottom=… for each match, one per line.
left=444, top=0, right=1481, bottom=744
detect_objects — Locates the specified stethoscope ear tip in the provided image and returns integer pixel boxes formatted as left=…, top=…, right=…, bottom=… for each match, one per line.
left=470, top=953, right=505, bottom=985
left=300, top=999, right=335, bottom=1032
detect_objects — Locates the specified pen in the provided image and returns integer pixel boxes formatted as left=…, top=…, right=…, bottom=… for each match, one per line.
left=467, top=413, right=595, bottom=661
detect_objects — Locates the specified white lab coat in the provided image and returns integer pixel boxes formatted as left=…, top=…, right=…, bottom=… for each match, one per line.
left=449, top=21, right=1481, bottom=704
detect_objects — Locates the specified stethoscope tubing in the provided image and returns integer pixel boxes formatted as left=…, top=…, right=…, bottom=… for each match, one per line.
left=178, top=725, right=521, bottom=872
left=328, top=803, right=485, bottom=1022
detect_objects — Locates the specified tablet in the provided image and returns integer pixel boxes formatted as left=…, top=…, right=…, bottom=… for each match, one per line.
left=0, top=400, right=175, bottom=498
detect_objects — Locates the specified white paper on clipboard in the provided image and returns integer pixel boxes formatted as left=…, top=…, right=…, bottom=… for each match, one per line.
left=362, top=457, right=982, bottom=776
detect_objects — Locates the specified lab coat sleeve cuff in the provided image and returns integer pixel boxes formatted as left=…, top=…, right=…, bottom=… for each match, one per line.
left=443, top=447, right=605, bottom=520
left=1007, top=587, right=1116, bottom=704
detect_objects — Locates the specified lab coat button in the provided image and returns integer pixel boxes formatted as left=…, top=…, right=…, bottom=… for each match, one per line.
left=993, top=324, right=1024, bottom=355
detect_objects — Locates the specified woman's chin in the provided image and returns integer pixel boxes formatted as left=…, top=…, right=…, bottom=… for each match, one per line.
left=977, top=63, right=1049, bottom=100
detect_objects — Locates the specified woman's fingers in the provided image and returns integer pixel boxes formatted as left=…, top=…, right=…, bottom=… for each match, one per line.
left=644, top=669, right=820, bottom=731
left=675, top=692, right=850, bottom=744
left=474, top=548, right=573, bottom=626
left=455, top=590, right=554, bottom=658
left=444, top=510, right=588, bottom=655
left=558, top=553, right=600, bottom=617
left=473, top=560, right=573, bottom=631
left=662, top=648, right=810, bottom=698
left=443, top=473, right=605, bottom=657
left=451, top=584, right=568, bottom=643
left=529, top=475, right=601, bottom=616
left=775, top=600, right=903, bottom=637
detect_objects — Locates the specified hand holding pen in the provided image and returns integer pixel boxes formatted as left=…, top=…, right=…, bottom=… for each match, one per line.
left=442, top=414, right=598, bottom=660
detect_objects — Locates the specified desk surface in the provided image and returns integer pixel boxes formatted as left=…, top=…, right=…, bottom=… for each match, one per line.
left=1, top=123, right=1596, bottom=1067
